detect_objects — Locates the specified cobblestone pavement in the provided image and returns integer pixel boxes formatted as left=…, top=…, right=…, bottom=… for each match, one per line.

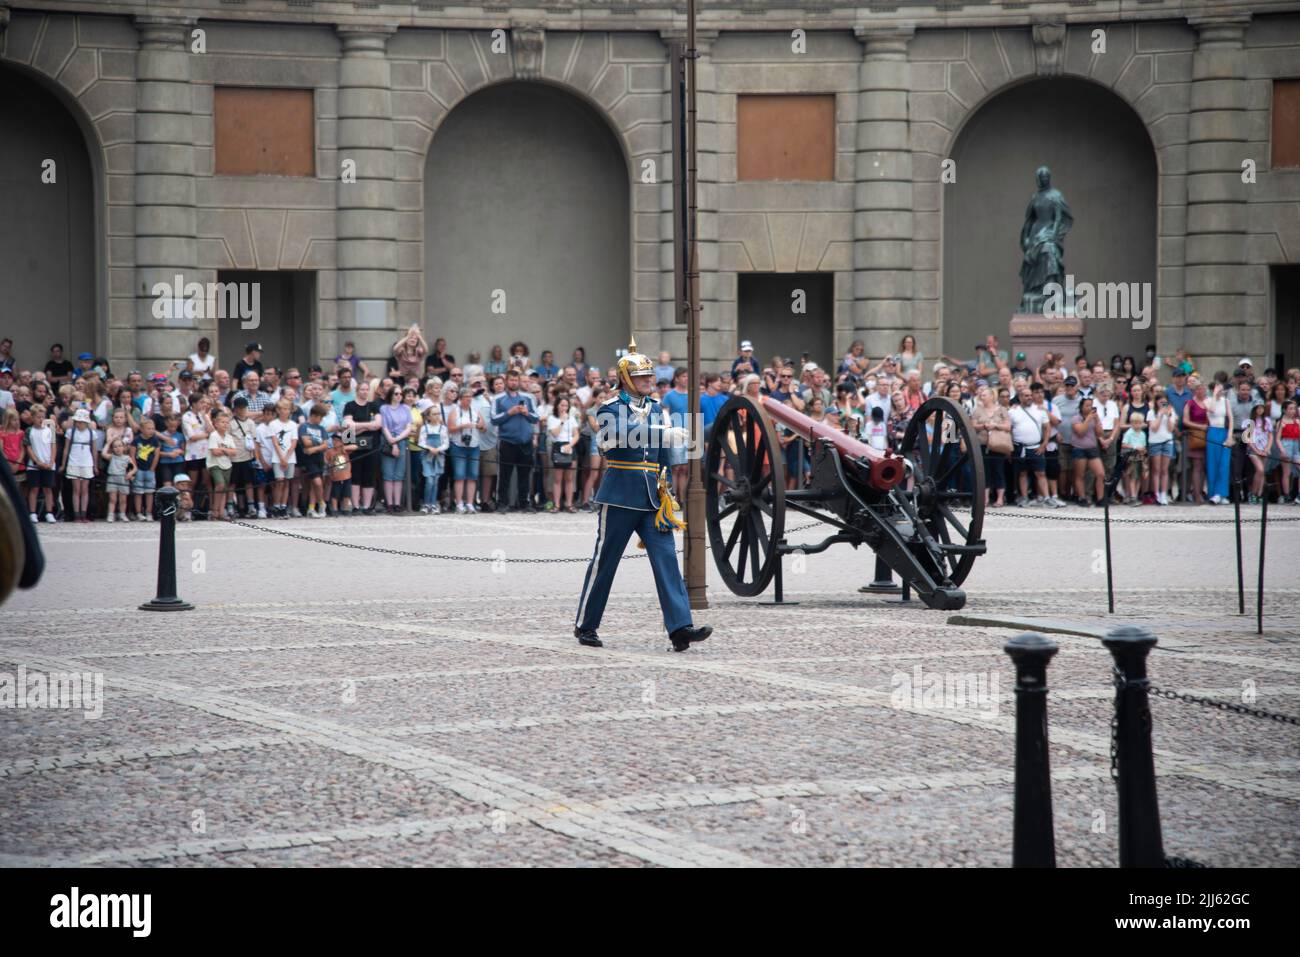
left=1, top=506, right=1297, bottom=867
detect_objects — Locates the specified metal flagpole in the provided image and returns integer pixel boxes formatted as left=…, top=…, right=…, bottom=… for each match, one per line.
left=681, top=0, right=708, bottom=609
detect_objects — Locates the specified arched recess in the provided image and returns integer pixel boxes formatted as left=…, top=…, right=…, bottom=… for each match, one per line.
left=0, top=60, right=102, bottom=364
left=942, top=76, right=1159, bottom=361
left=423, top=80, right=631, bottom=368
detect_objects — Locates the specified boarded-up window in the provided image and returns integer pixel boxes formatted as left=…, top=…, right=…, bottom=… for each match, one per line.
left=1273, top=80, right=1300, bottom=169
left=737, top=94, right=835, bottom=181
left=214, top=87, right=315, bottom=176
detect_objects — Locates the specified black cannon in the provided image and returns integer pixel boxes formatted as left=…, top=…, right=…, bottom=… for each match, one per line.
left=703, top=394, right=985, bottom=610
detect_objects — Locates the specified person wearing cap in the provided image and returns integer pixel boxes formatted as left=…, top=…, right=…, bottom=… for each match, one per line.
left=1011, top=351, right=1032, bottom=377
left=731, top=340, right=760, bottom=380
left=574, top=337, right=710, bottom=653
left=71, top=352, right=95, bottom=381
left=231, top=341, right=264, bottom=387
left=1051, top=375, right=1082, bottom=498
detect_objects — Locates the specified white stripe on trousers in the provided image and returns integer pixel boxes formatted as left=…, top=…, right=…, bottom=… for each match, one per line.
left=574, top=503, right=607, bottom=629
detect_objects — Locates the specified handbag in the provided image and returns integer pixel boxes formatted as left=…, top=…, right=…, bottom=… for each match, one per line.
left=355, top=429, right=376, bottom=452
left=988, top=428, right=1013, bottom=456
left=552, top=444, right=573, bottom=466
left=1188, top=430, right=1206, bottom=451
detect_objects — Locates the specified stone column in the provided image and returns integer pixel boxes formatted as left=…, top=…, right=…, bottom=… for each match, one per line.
left=335, top=24, right=398, bottom=363
left=133, top=15, right=198, bottom=369
left=1184, top=14, right=1254, bottom=372
left=853, top=25, right=915, bottom=361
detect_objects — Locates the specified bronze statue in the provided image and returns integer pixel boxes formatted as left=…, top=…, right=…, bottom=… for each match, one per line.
left=1019, top=166, right=1073, bottom=313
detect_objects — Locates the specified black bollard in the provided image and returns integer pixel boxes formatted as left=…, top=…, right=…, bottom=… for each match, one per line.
left=140, top=486, right=194, bottom=612
left=1101, top=625, right=1164, bottom=867
left=860, top=555, right=902, bottom=594
left=1004, top=632, right=1059, bottom=867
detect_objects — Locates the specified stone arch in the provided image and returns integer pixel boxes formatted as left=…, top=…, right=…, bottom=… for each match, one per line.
left=420, top=75, right=635, bottom=368
left=0, top=10, right=129, bottom=364
left=0, top=56, right=104, bottom=363
left=939, top=72, right=1162, bottom=361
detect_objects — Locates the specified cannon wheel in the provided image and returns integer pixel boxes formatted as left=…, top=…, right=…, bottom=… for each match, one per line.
left=704, top=395, right=785, bottom=596
left=898, top=397, right=985, bottom=586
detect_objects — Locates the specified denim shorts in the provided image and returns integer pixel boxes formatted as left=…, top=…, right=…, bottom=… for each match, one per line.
left=1281, top=438, right=1300, bottom=464
left=1148, top=440, right=1174, bottom=458
left=449, top=444, right=480, bottom=481
left=131, top=470, right=157, bottom=493
left=1071, top=447, right=1101, bottom=461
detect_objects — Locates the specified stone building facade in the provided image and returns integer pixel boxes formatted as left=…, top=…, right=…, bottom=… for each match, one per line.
left=1, top=0, right=1298, bottom=377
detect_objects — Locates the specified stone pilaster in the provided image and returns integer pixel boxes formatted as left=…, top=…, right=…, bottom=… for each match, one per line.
left=853, top=25, right=915, bottom=360
left=133, top=15, right=198, bottom=368
left=335, top=23, right=398, bottom=360
left=1183, top=14, right=1254, bottom=371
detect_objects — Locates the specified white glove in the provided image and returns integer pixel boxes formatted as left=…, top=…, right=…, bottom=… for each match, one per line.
left=665, top=427, right=690, bottom=448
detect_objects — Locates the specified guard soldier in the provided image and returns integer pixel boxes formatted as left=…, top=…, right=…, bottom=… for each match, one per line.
left=574, top=338, right=712, bottom=652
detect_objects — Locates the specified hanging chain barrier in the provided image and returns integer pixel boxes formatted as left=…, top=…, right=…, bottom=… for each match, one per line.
left=227, top=516, right=825, bottom=564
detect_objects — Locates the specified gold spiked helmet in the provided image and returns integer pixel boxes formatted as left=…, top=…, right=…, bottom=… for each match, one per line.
left=616, top=335, right=656, bottom=393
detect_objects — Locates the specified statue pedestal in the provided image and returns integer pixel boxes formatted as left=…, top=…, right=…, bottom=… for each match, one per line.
left=1009, top=313, right=1084, bottom=372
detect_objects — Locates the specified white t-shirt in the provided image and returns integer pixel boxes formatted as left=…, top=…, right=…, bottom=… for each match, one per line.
left=1148, top=409, right=1176, bottom=444
left=25, top=422, right=55, bottom=466
left=419, top=420, right=447, bottom=456
left=205, top=430, right=238, bottom=469
left=255, top=422, right=276, bottom=467
left=548, top=412, right=579, bottom=445
left=1206, top=394, right=1228, bottom=428
left=1009, top=403, right=1047, bottom=446
left=267, top=418, right=298, bottom=464
left=182, top=410, right=208, bottom=460
left=1096, top=399, right=1120, bottom=431
left=189, top=352, right=216, bottom=376
left=449, top=405, right=481, bottom=449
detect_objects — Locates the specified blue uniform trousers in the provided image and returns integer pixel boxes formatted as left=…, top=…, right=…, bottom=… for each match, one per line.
left=575, top=503, right=692, bottom=635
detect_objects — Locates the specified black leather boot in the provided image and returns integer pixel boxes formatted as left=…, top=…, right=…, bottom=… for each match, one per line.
left=669, top=625, right=712, bottom=652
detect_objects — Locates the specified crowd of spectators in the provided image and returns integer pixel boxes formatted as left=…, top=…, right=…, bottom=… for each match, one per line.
left=0, top=328, right=1297, bottom=524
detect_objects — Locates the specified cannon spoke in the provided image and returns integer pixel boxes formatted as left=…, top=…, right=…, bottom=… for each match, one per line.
left=928, top=409, right=945, bottom=470
left=717, top=499, right=738, bottom=521
left=931, top=448, right=969, bottom=489
left=736, top=518, right=751, bottom=579
left=723, top=513, right=744, bottom=561
left=710, top=471, right=736, bottom=490
left=747, top=511, right=763, bottom=582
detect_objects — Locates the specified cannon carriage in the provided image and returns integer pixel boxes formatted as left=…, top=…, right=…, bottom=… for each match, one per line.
left=703, top=394, right=986, bottom=610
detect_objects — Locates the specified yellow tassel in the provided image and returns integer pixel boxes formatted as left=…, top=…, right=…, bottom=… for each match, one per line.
left=654, top=468, right=687, bottom=534
left=636, top=470, right=685, bottom=548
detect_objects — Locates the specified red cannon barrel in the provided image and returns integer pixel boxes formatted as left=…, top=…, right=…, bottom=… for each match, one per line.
left=759, top=395, right=905, bottom=491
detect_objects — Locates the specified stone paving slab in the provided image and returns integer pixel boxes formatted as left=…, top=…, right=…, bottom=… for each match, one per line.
left=2, top=512, right=1296, bottom=867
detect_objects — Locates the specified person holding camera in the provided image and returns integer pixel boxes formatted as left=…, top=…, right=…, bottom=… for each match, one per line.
left=447, top=387, right=486, bottom=513
left=1070, top=396, right=1108, bottom=506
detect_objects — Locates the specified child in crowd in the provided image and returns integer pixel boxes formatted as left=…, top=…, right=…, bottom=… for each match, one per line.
left=173, top=471, right=194, bottom=522
left=1121, top=412, right=1148, bottom=505
left=62, top=407, right=96, bottom=522
left=23, top=404, right=58, bottom=523
left=419, top=402, right=447, bottom=514
left=298, top=404, right=329, bottom=518
left=1277, top=400, right=1300, bottom=504
left=132, top=416, right=160, bottom=521
left=253, top=404, right=275, bottom=519
left=158, top=413, right=186, bottom=488
left=1, top=408, right=25, bottom=486
left=103, top=437, right=136, bottom=522
left=328, top=430, right=357, bottom=517
left=1242, top=404, right=1273, bottom=504
left=268, top=399, right=298, bottom=518
left=205, top=408, right=239, bottom=521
